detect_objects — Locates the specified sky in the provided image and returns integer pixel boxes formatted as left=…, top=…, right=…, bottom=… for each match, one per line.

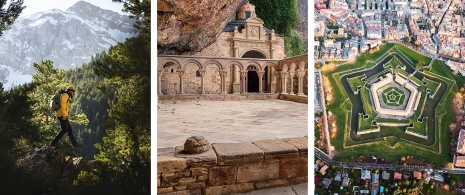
left=20, top=0, right=126, bottom=16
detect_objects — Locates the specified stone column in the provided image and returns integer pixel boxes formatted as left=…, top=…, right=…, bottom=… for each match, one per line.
left=199, top=70, right=206, bottom=94
left=270, top=67, right=276, bottom=93
left=274, top=71, right=280, bottom=93
left=177, top=70, right=185, bottom=95
left=280, top=72, right=288, bottom=94
left=219, top=71, right=228, bottom=94
left=157, top=69, right=163, bottom=95
left=240, top=71, right=247, bottom=94
left=297, top=70, right=305, bottom=96
left=233, top=65, right=240, bottom=94
left=288, top=71, right=295, bottom=95
left=234, top=47, right=239, bottom=58
left=257, top=71, right=265, bottom=94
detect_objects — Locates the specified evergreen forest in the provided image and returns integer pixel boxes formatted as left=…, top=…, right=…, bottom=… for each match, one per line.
left=0, top=0, right=151, bottom=194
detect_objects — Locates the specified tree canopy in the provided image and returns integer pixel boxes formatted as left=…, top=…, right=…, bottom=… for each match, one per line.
left=248, top=0, right=305, bottom=57
left=0, top=0, right=23, bottom=36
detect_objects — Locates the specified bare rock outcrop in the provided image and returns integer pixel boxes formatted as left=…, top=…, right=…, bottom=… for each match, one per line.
left=157, top=0, right=247, bottom=55
left=296, top=0, right=308, bottom=51
left=22, top=146, right=95, bottom=192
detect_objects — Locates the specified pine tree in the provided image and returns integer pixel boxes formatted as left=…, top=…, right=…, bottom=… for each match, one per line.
left=92, top=1, right=151, bottom=193
left=28, top=60, right=88, bottom=146
left=29, top=60, right=68, bottom=126
left=0, top=0, right=24, bottom=36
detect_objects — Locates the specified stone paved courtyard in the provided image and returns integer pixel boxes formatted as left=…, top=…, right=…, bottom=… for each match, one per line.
left=157, top=100, right=308, bottom=148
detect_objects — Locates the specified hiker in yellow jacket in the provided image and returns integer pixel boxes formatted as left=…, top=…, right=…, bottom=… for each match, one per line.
left=50, top=86, right=82, bottom=148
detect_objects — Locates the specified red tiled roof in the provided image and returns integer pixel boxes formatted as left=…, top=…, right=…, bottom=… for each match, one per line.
left=394, top=172, right=402, bottom=180
left=458, top=130, right=465, bottom=155
left=414, top=172, right=421, bottom=179
left=455, top=156, right=465, bottom=168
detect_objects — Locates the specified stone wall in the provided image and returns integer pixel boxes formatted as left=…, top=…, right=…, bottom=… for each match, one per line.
left=161, top=64, right=181, bottom=95
left=278, top=94, right=308, bottom=104
left=157, top=137, right=308, bottom=194
left=192, top=33, right=234, bottom=57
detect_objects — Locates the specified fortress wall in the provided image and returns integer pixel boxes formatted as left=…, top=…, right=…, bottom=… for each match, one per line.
left=405, top=130, right=428, bottom=139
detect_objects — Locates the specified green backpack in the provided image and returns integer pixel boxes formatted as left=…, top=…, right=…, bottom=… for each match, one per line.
left=50, top=89, right=66, bottom=111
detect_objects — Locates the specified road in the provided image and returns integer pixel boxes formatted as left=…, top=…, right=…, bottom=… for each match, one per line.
left=317, top=70, right=332, bottom=156
left=315, top=148, right=465, bottom=174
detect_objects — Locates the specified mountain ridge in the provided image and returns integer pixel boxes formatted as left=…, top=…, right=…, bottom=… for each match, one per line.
left=0, top=1, right=138, bottom=89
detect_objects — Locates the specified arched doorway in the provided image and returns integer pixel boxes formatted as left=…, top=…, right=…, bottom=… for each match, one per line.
left=246, top=65, right=259, bottom=92
left=242, top=50, right=266, bottom=59
left=241, top=50, right=267, bottom=93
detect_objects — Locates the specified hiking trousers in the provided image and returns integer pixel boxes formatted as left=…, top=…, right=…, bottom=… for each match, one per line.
left=50, top=117, right=78, bottom=146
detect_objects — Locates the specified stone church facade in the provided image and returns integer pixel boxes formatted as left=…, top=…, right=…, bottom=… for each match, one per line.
left=158, top=2, right=307, bottom=96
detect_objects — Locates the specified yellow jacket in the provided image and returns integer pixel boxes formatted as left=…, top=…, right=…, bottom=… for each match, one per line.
left=56, top=92, right=71, bottom=117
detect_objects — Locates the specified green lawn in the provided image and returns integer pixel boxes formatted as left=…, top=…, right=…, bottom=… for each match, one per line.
left=407, top=116, right=427, bottom=136
left=414, top=91, right=427, bottom=117
left=376, top=118, right=410, bottom=124
left=394, top=44, right=432, bottom=67
left=360, top=85, right=376, bottom=116
left=396, top=68, right=409, bottom=79
left=409, top=76, right=423, bottom=86
left=381, top=87, right=406, bottom=107
left=423, top=77, right=440, bottom=95
left=323, top=43, right=454, bottom=167
left=430, top=60, right=465, bottom=88
left=347, top=76, right=365, bottom=95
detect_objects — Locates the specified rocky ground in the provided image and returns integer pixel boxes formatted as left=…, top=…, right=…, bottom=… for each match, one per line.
left=22, top=146, right=95, bottom=193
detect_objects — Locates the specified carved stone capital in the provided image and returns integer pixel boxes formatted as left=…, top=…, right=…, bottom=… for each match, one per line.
left=177, top=70, right=185, bottom=77
left=219, top=71, right=228, bottom=78
left=273, top=71, right=281, bottom=79
left=288, top=70, right=295, bottom=78
left=199, top=70, right=206, bottom=77
left=240, top=71, right=248, bottom=77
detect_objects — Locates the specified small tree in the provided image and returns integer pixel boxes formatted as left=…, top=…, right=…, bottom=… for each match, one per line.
left=415, top=60, right=425, bottom=70
left=0, top=0, right=24, bottom=36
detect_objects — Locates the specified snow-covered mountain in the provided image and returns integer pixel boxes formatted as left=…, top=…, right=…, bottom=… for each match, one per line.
left=0, top=1, right=138, bottom=89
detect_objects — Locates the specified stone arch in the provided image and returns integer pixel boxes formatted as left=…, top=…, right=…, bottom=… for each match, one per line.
left=281, top=63, right=289, bottom=72
left=263, top=62, right=278, bottom=70
left=161, top=60, right=182, bottom=95
left=225, top=61, right=244, bottom=94
left=244, top=61, right=262, bottom=71
left=240, top=49, right=269, bottom=59
left=244, top=61, right=262, bottom=93
left=159, top=58, right=181, bottom=70
left=203, top=62, right=222, bottom=94
left=224, top=61, right=244, bottom=71
left=181, top=59, right=202, bottom=71
left=183, top=62, right=202, bottom=94
left=262, top=62, right=278, bottom=93
left=202, top=60, right=223, bottom=71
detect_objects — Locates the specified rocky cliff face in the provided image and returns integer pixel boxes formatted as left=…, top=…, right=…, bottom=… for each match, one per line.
left=22, top=146, right=96, bottom=192
left=296, top=0, right=308, bottom=51
left=157, top=0, right=247, bottom=55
